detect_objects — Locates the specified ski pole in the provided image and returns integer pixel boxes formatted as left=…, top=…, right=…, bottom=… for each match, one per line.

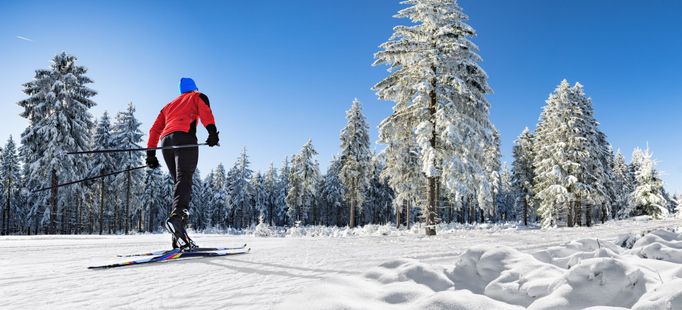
left=67, top=143, right=218, bottom=155
left=32, top=165, right=147, bottom=193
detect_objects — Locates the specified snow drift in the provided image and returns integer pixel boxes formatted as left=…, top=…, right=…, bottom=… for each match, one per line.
left=278, top=228, right=682, bottom=310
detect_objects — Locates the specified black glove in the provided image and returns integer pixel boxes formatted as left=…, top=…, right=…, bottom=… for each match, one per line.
left=206, top=124, right=220, bottom=147
left=146, top=150, right=160, bottom=169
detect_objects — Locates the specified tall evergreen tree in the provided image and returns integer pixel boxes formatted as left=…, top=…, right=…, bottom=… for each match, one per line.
left=263, top=164, right=279, bottom=226
left=629, top=147, right=667, bottom=218
left=512, top=128, right=535, bottom=225
left=321, top=157, right=346, bottom=226
left=613, top=151, right=633, bottom=218
left=91, top=112, right=117, bottom=234
left=18, top=52, right=96, bottom=234
left=209, top=164, right=228, bottom=228
left=1, top=136, right=21, bottom=234
left=339, top=99, right=372, bottom=228
left=228, top=149, right=253, bottom=229
left=141, top=168, right=166, bottom=232
left=496, top=163, right=514, bottom=221
left=374, top=0, right=496, bottom=235
left=286, top=140, right=319, bottom=225
left=112, top=102, right=144, bottom=234
left=276, top=157, right=291, bottom=226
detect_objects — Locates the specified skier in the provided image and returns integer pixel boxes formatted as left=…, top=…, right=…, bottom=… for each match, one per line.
left=146, top=77, right=220, bottom=250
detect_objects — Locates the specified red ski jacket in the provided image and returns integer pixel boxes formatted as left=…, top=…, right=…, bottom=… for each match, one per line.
left=147, top=91, right=216, bottom=148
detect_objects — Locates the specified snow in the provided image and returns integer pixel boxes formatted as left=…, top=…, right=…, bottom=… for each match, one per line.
left=2, top=218, right=682, bottom=309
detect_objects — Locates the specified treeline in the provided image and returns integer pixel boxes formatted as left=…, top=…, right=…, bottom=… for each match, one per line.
left=2, top=0, right=679, bottom=236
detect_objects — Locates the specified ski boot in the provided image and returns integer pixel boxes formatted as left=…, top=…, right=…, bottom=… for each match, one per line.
left=165, top=209, right=198, bottom=251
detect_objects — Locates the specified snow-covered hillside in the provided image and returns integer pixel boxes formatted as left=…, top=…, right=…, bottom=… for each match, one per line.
left=2, top=218, right=681, bottom=309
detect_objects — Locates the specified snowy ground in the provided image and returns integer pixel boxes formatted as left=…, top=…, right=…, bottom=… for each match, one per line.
left=2, top=218, right=682, bottom=310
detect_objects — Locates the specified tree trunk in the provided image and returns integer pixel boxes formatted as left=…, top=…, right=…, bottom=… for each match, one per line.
left=395, top=203, right=401, bottom=229
left=99, top=178, right=104, bottom=235
left=125, top=169, right=131, bottom=234
left=349, top=196, right=356, bottom=228
left=50, top=170, right=58, bottom=234
left=138, top=208, right=142, bottom=232
left=406, top=201, right=411, bottom=230
left=424, top=68, right=437, bottom=236
left=567, top=202, right=574, bottom=227
left=4, top=170, right=10, bottom=234
left=575, top=202, right=582, bottom=226
left=585, top=205, right=592, bottom=227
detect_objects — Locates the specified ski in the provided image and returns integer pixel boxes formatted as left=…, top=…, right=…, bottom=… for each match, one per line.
left=89, top=248, right=251, bottom=269
left=117, top=243, right=248, bottom=257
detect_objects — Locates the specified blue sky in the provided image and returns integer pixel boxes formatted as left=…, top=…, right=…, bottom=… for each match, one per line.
left=0, top=0, right=680, bottom=193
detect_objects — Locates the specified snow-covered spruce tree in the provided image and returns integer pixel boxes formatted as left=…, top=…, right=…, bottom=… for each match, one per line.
left=276, top=157, right=291, bottom=226
left=91, top=112, right=117, bottom=234
left=210, top=164, right=228, bottom=228
left=533, top=81, right=610, bottom=228
left=18, top=52, right=96, bottom=234
left=364, top=155, right=395, bottom=225
left=263, top=164, right=279, bottom=226
left=321, top=157, right=346, bottom=226
left=483, top=128, right=501, bottom=221
left=496, top=163, right=514, bottom=221
left=140, top=167, right=166, bottom=232
left=629, top=147, right=667, bottom=218
left=512, top=128, right=535, bottom=225
left=613, top=151, right=634, bottom=218
left=228, top=149, right=253, bottom=229
left=374, top=0, right=496, bottom=235
left=188, top=169, right=205, bottom=231
left=1, top=136, right=22, bottom=234
left=379, top=114, right=424, bottom=229
left=338, top=99, right=372, bottom=228
left=533, top=81, right=585, bottom=228
left=251, top=172, right=266, bottom=228
left=286, top=140, right=320, bottom=225
left=112, top=102, right=144, bottom=234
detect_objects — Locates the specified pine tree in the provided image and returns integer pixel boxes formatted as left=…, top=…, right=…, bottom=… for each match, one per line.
left=276, top=157, right=291, bottom=226
left=512, top=128, right=535, bottom=225
left=141, top=168, right=166, bottom=232
left=321, top=157, right=346, bottom=226
left=189, top=169, right=205, bottom=230
left=263, top=164, right=279, bottom=226
left=251, top=172, right=266, bottom=228
left=339, top=99, right=372, bottom=228
left=374, top=0, right=496, bottom=235
left=18, top=52, right=97, bottom=234
left=286, top=140, right=320, bottom=225
left=629, top=147, right=667, bottom=218
left=496, top=163, right=514, bottom=221
left=112, top=102, right=144, bottom=234
left=1, top=136, right=21, bottom=234
left=228, top=149, right=253, bottom=229
left=91, top=112, right=117, bottom=234
left=364, top=155, right=395, bottom=225
left=209, top=164, right=229, bottom=228
left=613, top=151, right=634, bottom=218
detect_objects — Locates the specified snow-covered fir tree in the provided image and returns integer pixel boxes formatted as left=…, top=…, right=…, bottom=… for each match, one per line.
left=612, top=151, right=633, bottom=218
left=227, top=149, right=253, bottom=229
left=363, top=155, right=395, bottom=225
left=18, top=52, right=96, bottom=234
left=188, top=169, right=206, bottom=230
left=251, top=172, right=266, bottom=227
left=321, top=157, right=345, bottom=226
left=374, top=0, right=497, bottom=235
left=533, top=80, right=610, bottom=228
left=511, top=128, right=535, bottom=225
left=379, top=115, right=423, bottom=229
left=286, top=140, right=320, bottom=225
left=90, top=112, right=117, bottom=234
left=496, top=163, right=514, bottom=221
left=209, top=164, right=228, bottom=228
left=1, top=136, right=22, bottom=234
left=111, top=102, right=144, bottom=234
left=262, top=164, right=279, bottom=226
left=339, top=99, right=372, bottom=228
left=140, top=168, right=167, bottom=232
left=629, top=147, right=667, bottom=219
left=276, top=157, right=291, bottom=226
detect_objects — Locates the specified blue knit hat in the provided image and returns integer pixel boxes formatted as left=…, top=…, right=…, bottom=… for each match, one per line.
left=179, top=77, right=198, bottom=94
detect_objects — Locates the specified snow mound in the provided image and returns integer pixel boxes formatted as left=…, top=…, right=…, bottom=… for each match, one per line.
left=279, top=228, right=682, bottom=309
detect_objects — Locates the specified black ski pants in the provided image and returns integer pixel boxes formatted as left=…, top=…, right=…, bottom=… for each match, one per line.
left=161, top=132, right=198, bottom=216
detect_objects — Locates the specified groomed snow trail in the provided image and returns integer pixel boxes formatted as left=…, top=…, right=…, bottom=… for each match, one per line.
left=2, top=218, right=681, bottom=309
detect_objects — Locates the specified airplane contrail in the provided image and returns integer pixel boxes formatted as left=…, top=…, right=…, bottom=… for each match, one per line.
left=16, top=35, right=34, bottom=42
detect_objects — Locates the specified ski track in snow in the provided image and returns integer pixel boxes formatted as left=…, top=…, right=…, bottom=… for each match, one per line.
left=2, top=218, right=681, bottom=309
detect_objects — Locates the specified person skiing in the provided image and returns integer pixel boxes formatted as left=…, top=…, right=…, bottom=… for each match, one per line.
left=146, top=77, right=220, bottom=250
